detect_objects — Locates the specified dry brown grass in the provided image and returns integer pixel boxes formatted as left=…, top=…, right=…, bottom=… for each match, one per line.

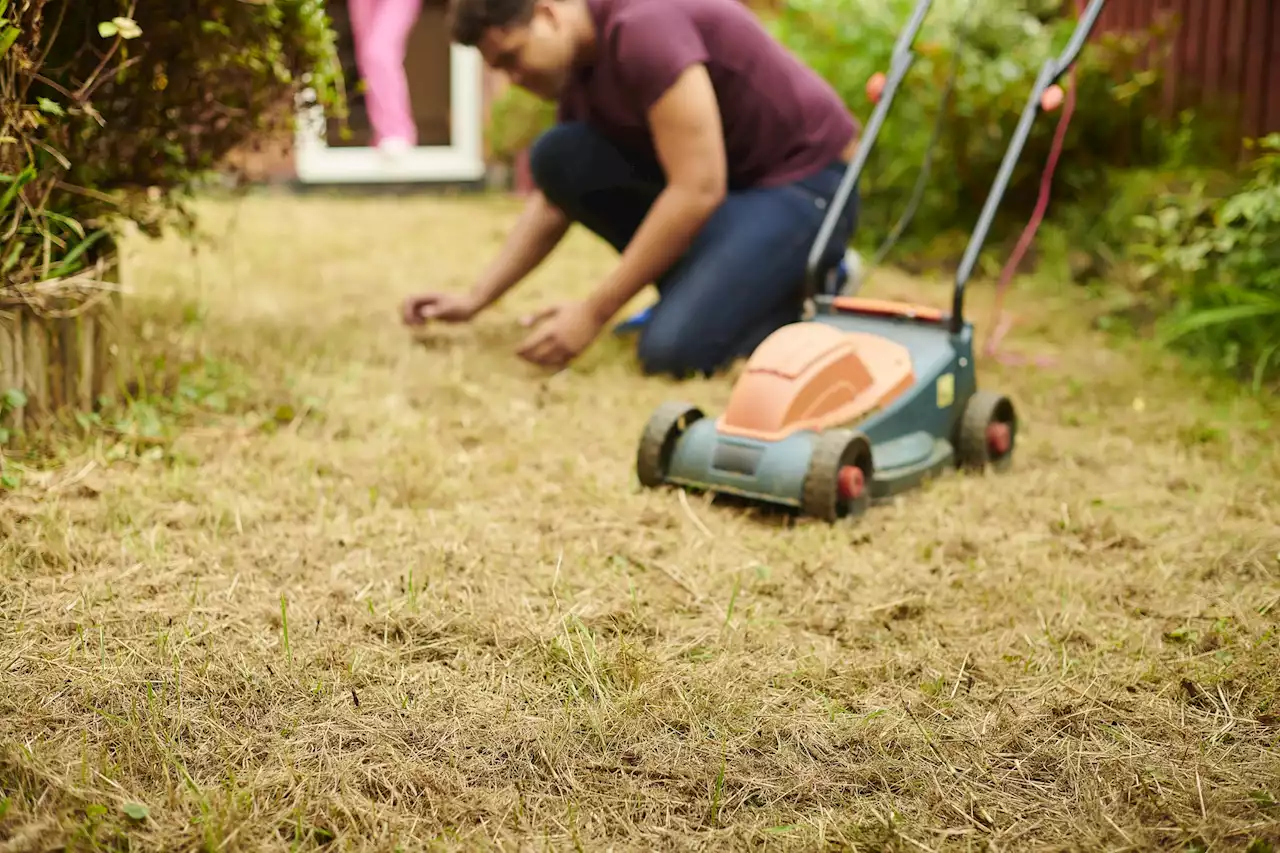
left=2, top=192, right=1279, bottom=853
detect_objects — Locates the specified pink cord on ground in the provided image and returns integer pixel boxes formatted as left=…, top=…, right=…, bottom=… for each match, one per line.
left=982, top=0, right=1084, bottom=368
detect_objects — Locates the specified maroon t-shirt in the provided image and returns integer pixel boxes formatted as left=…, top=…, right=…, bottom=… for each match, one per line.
left=557, top=0, right=859, bottom=190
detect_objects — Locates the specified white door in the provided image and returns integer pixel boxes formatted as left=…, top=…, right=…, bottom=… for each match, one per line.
left=294, top=0, right=485, bottom=184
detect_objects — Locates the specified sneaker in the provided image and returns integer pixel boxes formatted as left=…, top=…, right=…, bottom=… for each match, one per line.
left=612, top=305, right=654, bottom=337
left=825, top=248, right=864, bottom=297
left=842, top=248, right=864, bottom=295
left=378, top=137, right=413, bottom=159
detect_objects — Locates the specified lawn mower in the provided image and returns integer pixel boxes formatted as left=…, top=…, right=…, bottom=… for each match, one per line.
left=634, top=0, right=1107, bottom=522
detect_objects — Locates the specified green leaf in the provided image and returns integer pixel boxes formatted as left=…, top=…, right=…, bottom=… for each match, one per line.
left=41, top=210, right=87, bottom=241
left=47, top=229, right=109, bottom=280
left=122, top=802, right=150, bottom=821
left=1252, top=342, right=1280, bottom=394
left=1158, top=302, right=1280, bottom=345
left=97, top=20, right=118, bottom=38
left=1, top=241, right=22, bottom=273
left=201, top=20, right=233, bottom=37
left=0, top=25, right=18, bottom=61
left=0, top=165, right=35, bottom=217
left=37, top=97, right=64, bottom=117
left=202, top=391, right=228, bottom=413
left=111, top=16, right=142, bottom=39
left=3, top=388, right=27, bottom=410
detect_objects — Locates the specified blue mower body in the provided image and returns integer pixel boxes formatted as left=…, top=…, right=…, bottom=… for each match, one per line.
left=635, top=297, right=1016, bottom=522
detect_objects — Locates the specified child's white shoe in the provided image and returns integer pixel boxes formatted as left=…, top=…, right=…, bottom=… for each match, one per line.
left=378, top=137, right=412, bottom=160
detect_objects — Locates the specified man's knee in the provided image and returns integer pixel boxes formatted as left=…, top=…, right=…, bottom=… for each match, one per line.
left=528, top=122, right=598, bottom=206
left=636, top=290, right=803, bottom=378
left=636, top=319, right=718, bottom=379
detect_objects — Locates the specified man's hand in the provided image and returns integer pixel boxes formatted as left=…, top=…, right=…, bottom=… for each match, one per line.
left=401, top=193, right=571, bottom=329
left=401, top=291, right=482, bottom=326
left=515, top=301, right=604, bottom=369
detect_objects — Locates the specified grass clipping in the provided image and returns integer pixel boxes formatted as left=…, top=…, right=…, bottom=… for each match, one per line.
left=0, top=195, right=1278, bottom=852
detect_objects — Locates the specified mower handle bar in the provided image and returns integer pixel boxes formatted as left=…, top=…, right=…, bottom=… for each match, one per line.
left=803, top=0, right=936, bottom=301
left=948, top=0, right=1107, bottom=333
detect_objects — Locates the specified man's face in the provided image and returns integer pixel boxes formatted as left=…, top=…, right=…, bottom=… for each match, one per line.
left=477, top=1, right=578, bottom=100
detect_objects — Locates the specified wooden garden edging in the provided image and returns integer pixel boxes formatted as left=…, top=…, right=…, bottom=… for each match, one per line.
left=0, top=252, right=122, bottom=436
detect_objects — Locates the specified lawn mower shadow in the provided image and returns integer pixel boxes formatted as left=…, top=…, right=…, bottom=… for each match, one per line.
left=680, top=485, right=910, bottom=530
left=674, top=488, right=835, bottom=529
left=706, top=492, right=804, bottom=528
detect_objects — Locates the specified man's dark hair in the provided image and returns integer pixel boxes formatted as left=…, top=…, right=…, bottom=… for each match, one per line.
left=449, top=0, right=537, bottom=46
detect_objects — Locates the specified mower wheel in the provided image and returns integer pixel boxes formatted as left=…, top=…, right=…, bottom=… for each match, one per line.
left=801, top=429, right=874, bottom=522
left=636, top=401, right=704, bottom=489
left=957, top=390, right=1017, bottom=472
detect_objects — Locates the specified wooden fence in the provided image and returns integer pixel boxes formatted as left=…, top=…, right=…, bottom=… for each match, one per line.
left=1093, top=0, right=1280, bottom=149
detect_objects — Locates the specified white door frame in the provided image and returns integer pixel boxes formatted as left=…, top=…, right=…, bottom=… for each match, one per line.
left=294, top=44, right=486, bottom=184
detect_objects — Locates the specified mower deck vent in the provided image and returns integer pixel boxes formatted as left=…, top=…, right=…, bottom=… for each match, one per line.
left=711, top=441, right=764, bottom=477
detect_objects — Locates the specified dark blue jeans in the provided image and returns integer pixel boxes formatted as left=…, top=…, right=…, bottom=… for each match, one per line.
left=529, top=121, right=859, bottom=378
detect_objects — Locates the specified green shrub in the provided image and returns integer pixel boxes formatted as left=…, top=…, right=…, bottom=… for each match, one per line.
left=487, top=84, right=556, bottom=165
left=1, top=0, right=342, bottom=293
left=1036, top=112, right=1241, bottom=289
left=1127, top=134, right=1280, bottom=390
left=767, top=0, right=1188, bottom=256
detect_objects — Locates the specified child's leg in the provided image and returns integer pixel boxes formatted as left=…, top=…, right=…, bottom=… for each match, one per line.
left=349, top=0, right=422, bottom=147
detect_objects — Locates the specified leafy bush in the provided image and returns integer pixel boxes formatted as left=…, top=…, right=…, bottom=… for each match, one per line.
left=767, top=0, right=1188, bottom=256
left=0, top=0, right=342, bottom=294
left=1127, top=134, right=1280, bottom=390
left=487, top=83, right=556, bottom=165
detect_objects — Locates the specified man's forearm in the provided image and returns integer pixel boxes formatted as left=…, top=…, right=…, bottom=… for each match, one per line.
left=470, top=192, right=571, bottom=309
left=584, top=184, right=722, bottom=323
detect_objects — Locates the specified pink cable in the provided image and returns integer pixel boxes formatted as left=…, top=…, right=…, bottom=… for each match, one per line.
left=982, top=0, right=1084, bottom=367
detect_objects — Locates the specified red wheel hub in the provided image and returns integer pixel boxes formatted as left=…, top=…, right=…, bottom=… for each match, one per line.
left=837, top=465, right=865, bottom=500
left=986, top=422, right=1012, bottom=455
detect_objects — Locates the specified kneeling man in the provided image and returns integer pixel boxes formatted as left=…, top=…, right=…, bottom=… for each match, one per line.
left=401, top=0, right=861, bottom=377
